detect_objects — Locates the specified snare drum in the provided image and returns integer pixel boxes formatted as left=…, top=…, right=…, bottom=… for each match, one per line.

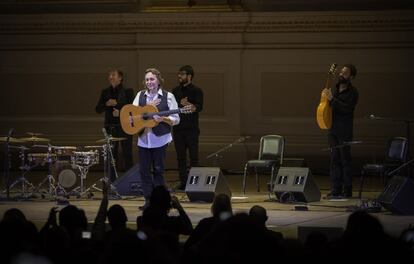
left=55, top=146, right=77, bottom=160
left=71, top=151, right=99, bottom=166
left=27, top=153, right=57, bottom=166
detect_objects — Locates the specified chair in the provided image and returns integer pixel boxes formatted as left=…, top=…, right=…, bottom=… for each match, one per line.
left=359, top=137, right=408, bottom=198
left=242, top=135, right=284, bottom=195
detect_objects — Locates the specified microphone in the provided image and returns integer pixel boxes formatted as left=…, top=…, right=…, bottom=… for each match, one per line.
left=238, top=136, right=250, bottom=143
left=367, top=114, right=383, bottom=120
left=5, top=128, right=14, bottom=144
left=367, top=114, right=387, bottom=120
left=102, top=128, right=111, bottom=143
left=102, top=127, right=108, bottom=138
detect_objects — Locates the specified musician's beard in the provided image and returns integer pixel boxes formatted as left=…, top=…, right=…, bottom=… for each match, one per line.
left=338, top=76, right=350, bottom=84
left=179, top=78, right=189, bottom=86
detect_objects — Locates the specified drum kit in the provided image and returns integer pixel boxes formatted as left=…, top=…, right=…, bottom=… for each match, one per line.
left=1, top=131, right=126, bottom=200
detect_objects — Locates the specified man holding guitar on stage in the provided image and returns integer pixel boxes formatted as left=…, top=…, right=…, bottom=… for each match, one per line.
left=132, top=68, right=180, bottom=210
left=323, top=64, right=359, bottom=199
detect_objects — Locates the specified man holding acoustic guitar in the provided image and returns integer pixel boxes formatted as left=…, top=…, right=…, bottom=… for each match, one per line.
left=128, top=68, right=181, bottom=210
left=321, top=64, right=359, bottom=199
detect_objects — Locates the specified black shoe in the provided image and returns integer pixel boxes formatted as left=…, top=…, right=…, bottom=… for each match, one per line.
left=326, top=192, right=342, bottom=199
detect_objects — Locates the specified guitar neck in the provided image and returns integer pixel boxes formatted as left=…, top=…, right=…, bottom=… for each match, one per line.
left=144, top=109, right=180, bottom=119
left=325, top=75, right=334, bottom=89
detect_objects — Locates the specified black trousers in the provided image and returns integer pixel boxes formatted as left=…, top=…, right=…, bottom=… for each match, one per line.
left=106, top=125, right=133, bottom=182
left=328, top=133, right=353, bottom=195
left=138, top=144, right=167, bottom=201
left=173, top=129, right=199, bottom=186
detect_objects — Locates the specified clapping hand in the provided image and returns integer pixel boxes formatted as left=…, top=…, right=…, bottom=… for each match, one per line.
left=106, top=99, right=117, bottom=107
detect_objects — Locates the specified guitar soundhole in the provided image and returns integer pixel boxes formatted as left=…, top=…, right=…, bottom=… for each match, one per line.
left=129, top=112, right=134, bottom=127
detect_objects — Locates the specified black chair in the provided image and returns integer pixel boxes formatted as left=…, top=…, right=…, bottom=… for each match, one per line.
left=359, top=137, right=408, bottom=198
left=242, top=135, right=284, bottom=195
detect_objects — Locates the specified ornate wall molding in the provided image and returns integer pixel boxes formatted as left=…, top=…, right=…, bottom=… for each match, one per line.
left=1, top=10, right=413, bottom=34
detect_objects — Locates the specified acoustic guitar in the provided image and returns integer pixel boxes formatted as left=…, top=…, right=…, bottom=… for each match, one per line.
left=316, top=63, right=338, bottom=129
left=120, top=104, right=193, bottom=135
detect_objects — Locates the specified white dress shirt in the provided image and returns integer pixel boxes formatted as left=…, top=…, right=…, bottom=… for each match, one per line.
left=132, top=88, right=180, bottom=148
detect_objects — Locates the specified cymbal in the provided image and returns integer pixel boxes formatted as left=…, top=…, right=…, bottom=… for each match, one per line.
left=84, top=145, right=104, bottom=149
left=53, top=146, right=77, bottom=150
left=343, top=140, right=363, bottom=145
left=26, top=132, right=44, bottom=137
left=32, top=144, right=50, bottom=148
left=20, top=136, right=51, bottom=143
left=96, top=137, right=126, bottom=143
left=0, top=136, right=26, bottom=143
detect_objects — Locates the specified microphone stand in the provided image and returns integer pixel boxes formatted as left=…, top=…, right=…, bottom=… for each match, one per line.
left=368, top=114, right=414, bottom=177
left=206, top=136, right=250, bottom=168
left=368, top=114, right=413, bottom=159
left=386, top=158, right=414, bottom=178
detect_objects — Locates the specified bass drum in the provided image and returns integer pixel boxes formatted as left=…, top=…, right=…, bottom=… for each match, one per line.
left=53, top=161, right=77, bottom=189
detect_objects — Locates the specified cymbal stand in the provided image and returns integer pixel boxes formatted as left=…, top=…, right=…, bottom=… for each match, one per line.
left=2, top=129, right=13, bottom=200
left=2, top=145, right=35, bottom=199
left=102, top=129, right=121, bottom=197
left=82, top=129, right=121, bottom=199
left=33, top=144, right=58, bottom=199
left=70, top=163, right=93, bottom=198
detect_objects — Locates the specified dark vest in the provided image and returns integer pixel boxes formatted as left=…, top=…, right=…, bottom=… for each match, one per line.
left=138, top=89, right=172, bottom=136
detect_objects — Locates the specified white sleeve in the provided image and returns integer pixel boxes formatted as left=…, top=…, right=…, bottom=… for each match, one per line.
left=167, top=92, right=180, bottom=126
left=132, top=91, right=141, bottom=106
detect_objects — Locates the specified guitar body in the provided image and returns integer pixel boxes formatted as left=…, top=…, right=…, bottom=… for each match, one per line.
left=316, top=92, right=332, bottom=129
left=120, top=104, right=158, bottom=135
left=316, top=63, right=337, bottom=130
left=120, top=103, right=192, bottom=135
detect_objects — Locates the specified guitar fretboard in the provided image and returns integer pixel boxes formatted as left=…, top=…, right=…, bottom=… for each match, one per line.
left=142, top=109, right=181, bottom=120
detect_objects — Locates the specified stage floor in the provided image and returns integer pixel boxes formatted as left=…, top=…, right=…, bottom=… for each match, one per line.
left=1, top=170, right=413, bottom=240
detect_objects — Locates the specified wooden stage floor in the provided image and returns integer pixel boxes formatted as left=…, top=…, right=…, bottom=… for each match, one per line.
left=1, top=169, right=413, bottom=240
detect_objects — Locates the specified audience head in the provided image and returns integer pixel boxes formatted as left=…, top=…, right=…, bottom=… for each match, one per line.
left=107, top=204, right=128, bottom=229
left=150, top=185, right=172, bottom=213
left=211, top=193, right=233, bottom=220
left=249, top=205, right=268, bottom=226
